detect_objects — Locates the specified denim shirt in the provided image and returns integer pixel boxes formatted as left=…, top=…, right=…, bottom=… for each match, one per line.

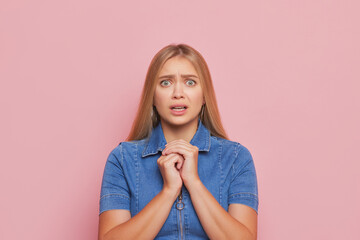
left=99, top=118, right=259, bottom=239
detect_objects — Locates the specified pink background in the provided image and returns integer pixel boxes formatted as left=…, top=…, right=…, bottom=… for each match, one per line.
left=1, top=0, right=359, bottom=239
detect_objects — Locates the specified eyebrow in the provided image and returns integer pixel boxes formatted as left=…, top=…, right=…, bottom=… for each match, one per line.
left=158, top=74, right=199, bottom=79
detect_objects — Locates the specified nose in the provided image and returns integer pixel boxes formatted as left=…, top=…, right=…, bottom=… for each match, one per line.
left=172, top=81, right=184, bottom=99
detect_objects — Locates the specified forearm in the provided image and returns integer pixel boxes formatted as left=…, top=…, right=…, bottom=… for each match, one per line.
left=186, top=180, right=255, bottom=240
left=103, top=189, right=178, bottom=240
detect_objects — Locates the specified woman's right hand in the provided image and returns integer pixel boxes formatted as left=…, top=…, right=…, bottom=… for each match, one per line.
left=157, top=153, right=184, bottom=196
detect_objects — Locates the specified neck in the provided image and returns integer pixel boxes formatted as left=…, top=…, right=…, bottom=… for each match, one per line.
left=161, top=118, right=199, bottom=143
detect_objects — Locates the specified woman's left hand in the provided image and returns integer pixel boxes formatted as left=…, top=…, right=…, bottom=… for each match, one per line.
left=162, top=139, right=200, bottom=187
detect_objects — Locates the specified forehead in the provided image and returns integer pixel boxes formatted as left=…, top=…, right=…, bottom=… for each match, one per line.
left=159, top=56, right=198, bottom=75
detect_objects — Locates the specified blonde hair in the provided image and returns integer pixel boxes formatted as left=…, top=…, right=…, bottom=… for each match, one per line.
left=126, top=43, right=228, bottom=141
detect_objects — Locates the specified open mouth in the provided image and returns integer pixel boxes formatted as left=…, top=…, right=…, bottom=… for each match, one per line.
left=171, top=106, right=187, bottom=111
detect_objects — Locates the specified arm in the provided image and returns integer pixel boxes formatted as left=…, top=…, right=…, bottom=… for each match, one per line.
left=98, top=149, right=185, bottom=240
left=186, top=180, right=257, bottom=240
left=98, top=188, right=179, bottom=240
left=162, top=140, right=259, bottom=240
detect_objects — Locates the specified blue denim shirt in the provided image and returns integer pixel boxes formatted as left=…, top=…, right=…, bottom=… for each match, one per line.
left=99, top=118, right=259, bottom=239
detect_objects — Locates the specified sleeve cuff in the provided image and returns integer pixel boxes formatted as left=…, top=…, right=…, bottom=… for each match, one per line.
left=228, top=193, right=259, bottom=214
left=99, top=194, right=130, bottom=215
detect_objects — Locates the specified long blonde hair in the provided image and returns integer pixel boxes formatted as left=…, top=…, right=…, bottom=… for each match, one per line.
left=126, top=43, right=228, bottom=141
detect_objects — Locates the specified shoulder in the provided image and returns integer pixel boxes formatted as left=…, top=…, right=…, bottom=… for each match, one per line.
left=108, top=139, right=148, bottom=160
left=210, top=136, right=254, bottom=171
left=210, top=135, right=252, bottom=157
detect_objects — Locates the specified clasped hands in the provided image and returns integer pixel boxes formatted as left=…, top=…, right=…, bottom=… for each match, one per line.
left=157, top=139, right=200, bottom=190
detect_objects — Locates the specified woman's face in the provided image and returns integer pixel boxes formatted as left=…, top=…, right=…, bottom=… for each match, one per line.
left=153, top=56, right=205, bottom=129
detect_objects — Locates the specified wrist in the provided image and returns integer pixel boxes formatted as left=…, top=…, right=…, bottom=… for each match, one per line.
left=183, top=177, right=202, bottom=192
left=161, top=187, right=181, bottom=200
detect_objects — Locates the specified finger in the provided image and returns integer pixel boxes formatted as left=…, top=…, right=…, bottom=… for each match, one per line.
left=164, top=140, right=194, bottom=151
left=157, top=155, right=165, bottom=165
left=176, top=158, right=184, bottom=170
left=162, top=153, right=183, bottom=168
left=163, top=153, right=184, bottom=169
left=163, top=145, right=193, bottom=156
left=157, top=154, right=175, bottom=166
left=173, top=154, right=185, bottom=169
left=164, top=142, right=188, bottom=152
left=165, top=139, right=190, bottom=148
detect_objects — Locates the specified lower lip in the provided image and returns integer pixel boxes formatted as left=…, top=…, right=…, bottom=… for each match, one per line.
left=170, top=108, right=187, bottom=115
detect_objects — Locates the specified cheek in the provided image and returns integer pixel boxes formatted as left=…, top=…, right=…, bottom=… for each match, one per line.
left=190, top=89, right=204, bottom=104
left=153, top=89, right=166, bottom=106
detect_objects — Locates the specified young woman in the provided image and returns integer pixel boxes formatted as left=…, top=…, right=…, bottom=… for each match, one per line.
left=98, top=44, right=259, bottom=240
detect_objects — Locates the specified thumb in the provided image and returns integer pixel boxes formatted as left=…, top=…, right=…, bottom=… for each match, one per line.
left=175, top=158, right=184, bottom=170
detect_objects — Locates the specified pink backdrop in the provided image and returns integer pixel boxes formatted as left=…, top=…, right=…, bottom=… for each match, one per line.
left=1, top=0, right=359, bottom=239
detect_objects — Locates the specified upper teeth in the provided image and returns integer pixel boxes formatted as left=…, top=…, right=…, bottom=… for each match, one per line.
left=173, top=107, right=185, bottom=109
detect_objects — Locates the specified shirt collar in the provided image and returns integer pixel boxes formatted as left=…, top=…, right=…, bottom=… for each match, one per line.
left=142, top=118, right=211, bottom=158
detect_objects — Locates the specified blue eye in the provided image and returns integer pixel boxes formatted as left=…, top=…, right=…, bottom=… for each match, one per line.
left=186, top=79, right=196, bottom=86
left=160, top=80, right=171, bottom=86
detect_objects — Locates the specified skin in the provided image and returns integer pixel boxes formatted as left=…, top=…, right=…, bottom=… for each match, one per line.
left=98, top=56, right=258, bottom=240
left=153, top=56, right=205, bottom=143
left=154, top=55, right=204, bottom=198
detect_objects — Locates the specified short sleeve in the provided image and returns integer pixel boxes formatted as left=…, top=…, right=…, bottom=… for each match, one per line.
left=228, top=144, right=259, bottom=213
left=99, top=143, right=130, bottom=215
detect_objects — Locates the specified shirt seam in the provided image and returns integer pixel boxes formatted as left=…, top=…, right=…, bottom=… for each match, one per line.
left=100, top=193, right=130, bottom=200
left=231, top=143, right=241, bottom=181
left=231, top=143, right=252, bottom=183
left=134, top=142, right=139, bottom=214
left=218, top=138, right=223, bottom=206
left=228, top=192, right=258, bottom=200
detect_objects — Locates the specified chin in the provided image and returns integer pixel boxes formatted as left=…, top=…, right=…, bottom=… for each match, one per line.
left=164, top=116, right=197, bottom=127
